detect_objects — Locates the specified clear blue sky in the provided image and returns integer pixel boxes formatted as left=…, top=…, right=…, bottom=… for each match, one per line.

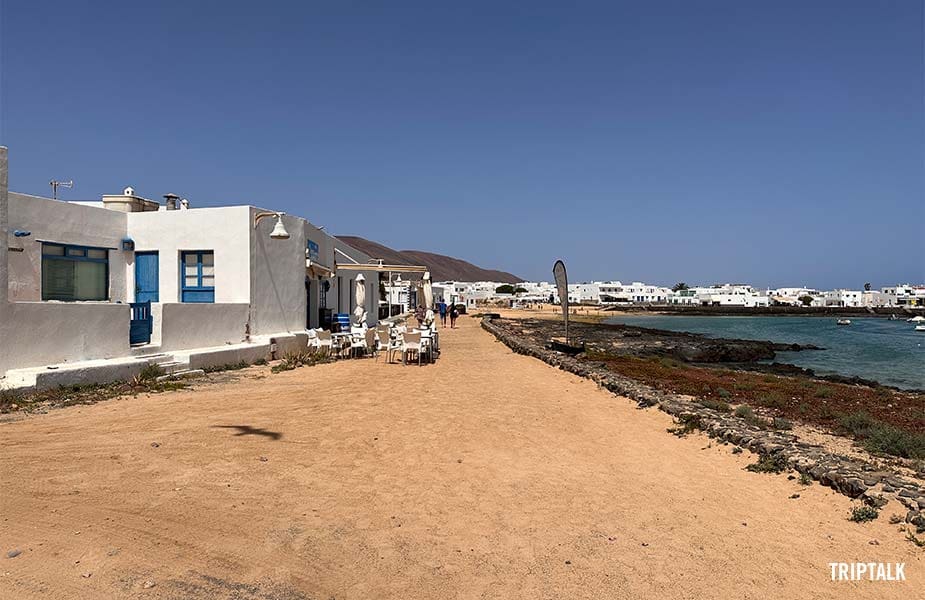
left=1, top=1, right=922, bottom=288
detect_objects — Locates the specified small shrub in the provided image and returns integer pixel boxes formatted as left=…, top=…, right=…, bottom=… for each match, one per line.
left=817, top=406, right=838, bottom=420
left=698, top=398, right=731, bottom=412
left=667, top=414, right=703, bottom=437
left=734, top=404, right=765, bottom=428
left=848, top=505, right=879, bottom=523
left=203, top=360, right=249, bottom=373
left=138, top=363, right=165, bottom=381
left=716, top=388, right=732, bottom=399
left=839, top=412, right=925, bottom=460
left=271, top=350, right=332, bottom=374
left=839, top=411, right=877, bottom=436
left=759, top=396, right=786, bottom=410
left=745, top=453, right=789, bottom=474
left=813, top=386, right=833, bottom=399
left=731, top=446, right=743, bottom=454
left=861, top=426, right=925, bottom=460
left=771, top=417, right=793, bottom=431
left=889, top=514, right=903, bottom=525
left=254, top=358, right=268, bottom=366
left=734, top=405, right=754, bottom=419
left=798, top=472, right=812, bottom=486
left=907, top=532, right=925, bottom=548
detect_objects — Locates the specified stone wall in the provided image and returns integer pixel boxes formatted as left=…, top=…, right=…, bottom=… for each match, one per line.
left=482, top=317, right=925, bottom=531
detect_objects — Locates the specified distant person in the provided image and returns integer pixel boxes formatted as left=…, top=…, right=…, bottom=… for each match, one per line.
left=415, top=305, right=426, bottom=327
left=450, top=303, right=459, bottom=328
left=438, top=301, right=448, bottom=327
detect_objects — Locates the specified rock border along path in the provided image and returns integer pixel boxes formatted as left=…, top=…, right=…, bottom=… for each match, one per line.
left=481, top=317, right=925, bottom=532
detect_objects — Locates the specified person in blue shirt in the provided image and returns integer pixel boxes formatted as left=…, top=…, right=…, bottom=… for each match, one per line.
left=438, top=301, right=448, bottom=327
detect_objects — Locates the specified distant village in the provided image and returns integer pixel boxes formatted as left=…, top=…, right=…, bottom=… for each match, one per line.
left=407, top=280, right=925, bottom=311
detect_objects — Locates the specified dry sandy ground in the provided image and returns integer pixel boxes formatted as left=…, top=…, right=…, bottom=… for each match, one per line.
left=1, top=316, right=921, bottom=599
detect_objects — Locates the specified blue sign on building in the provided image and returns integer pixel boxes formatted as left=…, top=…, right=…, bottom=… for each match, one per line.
left=307, top=239, right=320, bottom=262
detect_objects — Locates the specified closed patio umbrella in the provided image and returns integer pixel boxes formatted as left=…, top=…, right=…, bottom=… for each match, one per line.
left=353, top=273, right=367, bottom=327
left=422, top=271, right=433, bottom=310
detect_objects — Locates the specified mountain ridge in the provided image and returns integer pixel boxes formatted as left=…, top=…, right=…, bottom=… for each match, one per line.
left=336, top=236, right=521, bottom=283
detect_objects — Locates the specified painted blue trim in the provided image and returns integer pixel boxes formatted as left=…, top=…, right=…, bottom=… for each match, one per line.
left=41, top=242, right=110, bottom=263
left=135, top=251, right=160, bottom=303
left=37, top=239, right=118, bottom=250
left=180, top=250, right=215, bottom=303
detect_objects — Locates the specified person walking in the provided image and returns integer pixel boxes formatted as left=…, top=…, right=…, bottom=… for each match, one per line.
left=438, top=301, right=448, bottom=327
left=449, top=303, right=459, bottom=329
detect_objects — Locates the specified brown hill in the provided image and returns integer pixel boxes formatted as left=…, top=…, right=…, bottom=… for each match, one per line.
left=336, top=236, right=521, bottom=283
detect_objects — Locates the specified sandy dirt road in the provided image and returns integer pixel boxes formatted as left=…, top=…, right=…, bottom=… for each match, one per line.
left=1, top=316, right=921, bottom=599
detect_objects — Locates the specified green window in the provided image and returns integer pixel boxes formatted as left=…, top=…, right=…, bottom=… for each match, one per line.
left=41, top=243, right=109, bottom=301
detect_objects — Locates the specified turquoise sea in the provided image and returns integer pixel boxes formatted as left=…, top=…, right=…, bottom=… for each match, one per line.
left=602, top=315, right=925, bottom=391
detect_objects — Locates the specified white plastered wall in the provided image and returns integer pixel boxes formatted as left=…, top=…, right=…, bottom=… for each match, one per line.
left=126, top=206, right=251, bottom=304
left=7, top=193, right=129, bottom=302
left=0, top=302, right=129, bottom=373
left=159, top=303, right=250, bottom=350
left=1, top=190, right=134, bottom=375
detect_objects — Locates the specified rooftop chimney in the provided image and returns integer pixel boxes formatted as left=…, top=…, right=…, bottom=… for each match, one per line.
left=101, top=186, right=159, bottom=212
left=163, top=193, right=180, bottom=211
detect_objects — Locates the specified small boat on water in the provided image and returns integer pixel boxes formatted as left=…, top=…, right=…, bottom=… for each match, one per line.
left=836, top=319, right=851, bottom=326
left=908, top=316, right=925, bottom=323
left=915, top=325, right=925, bottom=332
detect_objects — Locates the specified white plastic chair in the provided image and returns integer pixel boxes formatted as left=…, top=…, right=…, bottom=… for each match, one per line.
left=378, top=328, right=400, bottom=362
left=349, top=330, right=368, bottom=358
left=402, top=331, right=423, bottom=366
left=316, top=329, right=334, bottom=356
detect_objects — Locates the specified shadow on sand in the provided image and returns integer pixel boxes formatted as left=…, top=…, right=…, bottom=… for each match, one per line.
left=211, top=425, right=283, bottom=441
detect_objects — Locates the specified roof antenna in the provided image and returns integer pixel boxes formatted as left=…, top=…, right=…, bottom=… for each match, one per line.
left=49, top=179, right=73, bottom=200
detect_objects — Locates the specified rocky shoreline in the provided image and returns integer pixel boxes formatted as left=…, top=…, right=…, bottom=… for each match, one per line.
left=481, top=316, right=925, bottom=535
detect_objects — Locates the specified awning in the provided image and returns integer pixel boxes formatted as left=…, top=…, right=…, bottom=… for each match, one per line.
left=335, top=262, right=427, bottom=274
left=306, top=259, right=334, bottom=278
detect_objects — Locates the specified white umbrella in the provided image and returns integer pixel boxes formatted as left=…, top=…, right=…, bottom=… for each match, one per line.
left=422, top=271, right=433, bottom=310
left=353, top=273, right=367, bottom=327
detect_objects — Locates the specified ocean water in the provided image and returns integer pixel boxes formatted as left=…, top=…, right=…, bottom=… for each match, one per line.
left=602, top=315, right=925, bottom=390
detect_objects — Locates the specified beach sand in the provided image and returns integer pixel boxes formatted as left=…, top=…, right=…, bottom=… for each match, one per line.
left=0, top=315, right=920, bottom=598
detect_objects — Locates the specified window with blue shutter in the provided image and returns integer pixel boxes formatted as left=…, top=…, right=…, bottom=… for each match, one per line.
left=180, top=251, right=215, bottom=303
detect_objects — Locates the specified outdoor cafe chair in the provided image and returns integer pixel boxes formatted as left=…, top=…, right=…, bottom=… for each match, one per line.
left=349, top=329, right=370, bottom=359
left=401, top=331, right=423, bottom=366
left=377, top=329, right=400, bottom=362
left=315, top=329, right=335, bottom=356
left=364, top=329, right=378, bottom=359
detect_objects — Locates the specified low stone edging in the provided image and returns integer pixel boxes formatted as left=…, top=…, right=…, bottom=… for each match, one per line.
left=481, top=317, right=925, bottom=530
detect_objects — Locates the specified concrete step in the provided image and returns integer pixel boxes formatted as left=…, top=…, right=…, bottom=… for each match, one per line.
left=155, top=361, right=189, bottom=375
left=155, top=369, right=204, bottom=383
left=131, top=345, right=162, bottom=357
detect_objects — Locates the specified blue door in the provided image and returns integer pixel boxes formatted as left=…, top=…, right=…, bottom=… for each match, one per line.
left=135, top=252, right=159, bottom=303
left=129, top=301, right=153, bottom=345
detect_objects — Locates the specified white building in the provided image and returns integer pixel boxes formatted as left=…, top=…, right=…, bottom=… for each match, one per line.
left=822, top=289, right=864, bottom=308
left=881, top=284, right=925, bottom=307
left=669, top=284, right=769, bottom=307
left=767, top=287, right=823, bottom=306
left=0, top=149, right=381, bottom=389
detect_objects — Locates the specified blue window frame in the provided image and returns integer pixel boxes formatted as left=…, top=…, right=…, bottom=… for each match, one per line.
left=180, top=250, right=215, bottom=303
left=41, top=242, right=109, bottom=301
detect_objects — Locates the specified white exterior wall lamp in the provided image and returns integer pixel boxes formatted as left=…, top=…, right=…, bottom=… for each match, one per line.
left=254, top=211, right=290, bottom=240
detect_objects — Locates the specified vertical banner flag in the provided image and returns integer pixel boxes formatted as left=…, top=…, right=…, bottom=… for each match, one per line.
left=552, top=260, right=569, bottom=344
